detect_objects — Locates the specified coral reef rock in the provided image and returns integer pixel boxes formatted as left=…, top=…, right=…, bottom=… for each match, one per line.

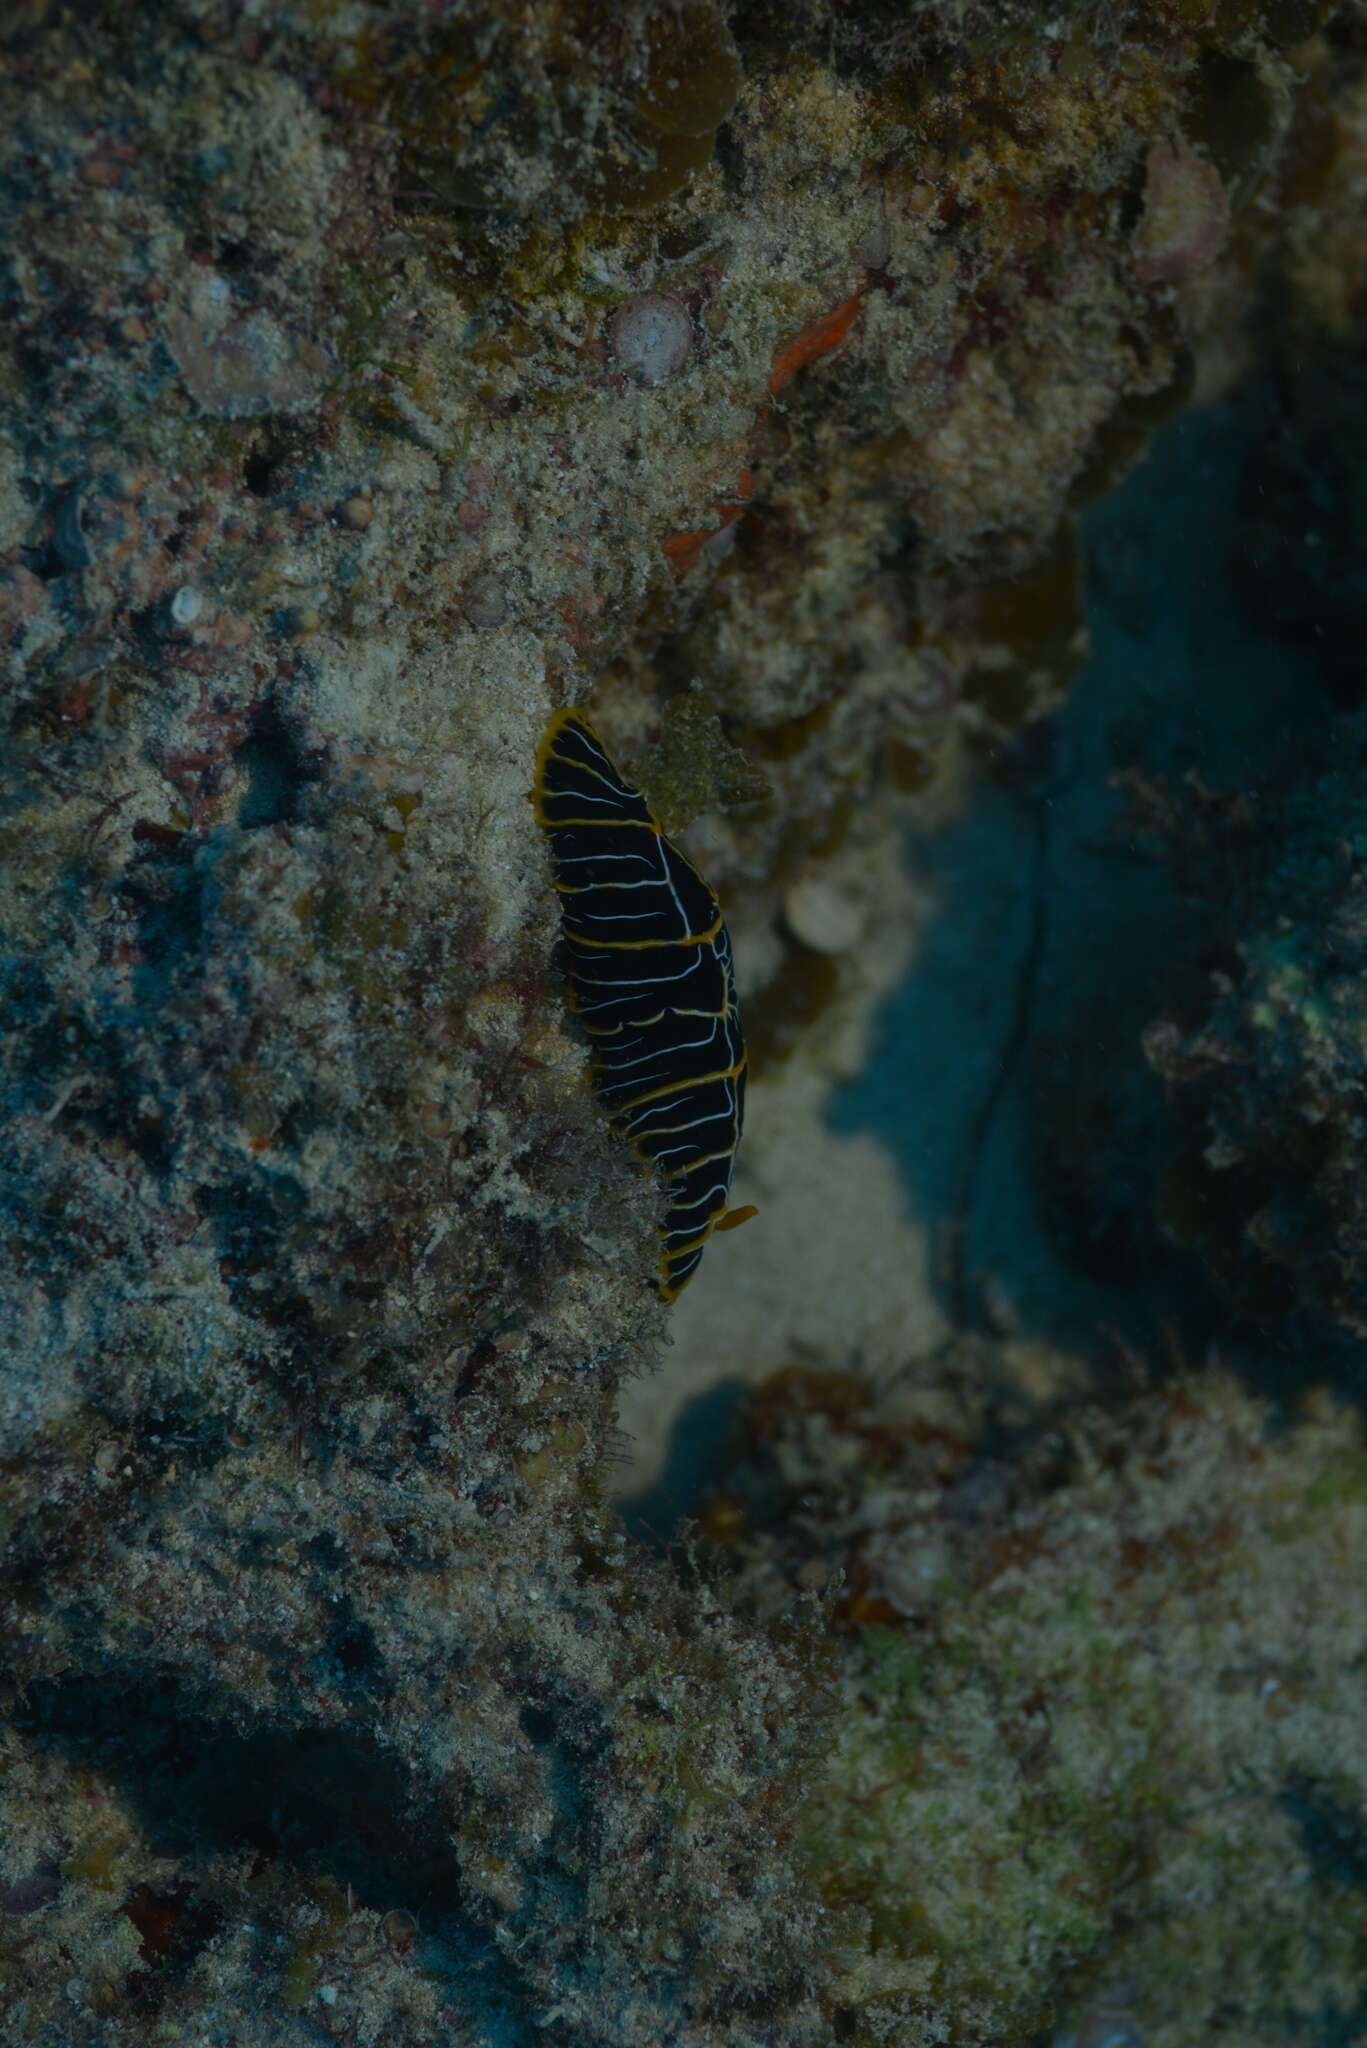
left=717, top=1359, right=1367, bottom=2048
left=5, top=1, right=1367, bottom=2042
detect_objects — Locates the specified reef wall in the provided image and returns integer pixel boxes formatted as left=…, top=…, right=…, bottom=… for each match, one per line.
left=3, top=3, right=1367, bottom=2044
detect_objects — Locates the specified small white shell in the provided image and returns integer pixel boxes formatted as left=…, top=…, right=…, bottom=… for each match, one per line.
left=783, top=875, right=864, bottom=956
left=607, top=293, right=693, bottom=386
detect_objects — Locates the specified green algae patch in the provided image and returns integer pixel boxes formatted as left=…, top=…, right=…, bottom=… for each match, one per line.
left=786, top=1372, right=1367, bottom=2046
left=645, top=688, right=771, bottom=832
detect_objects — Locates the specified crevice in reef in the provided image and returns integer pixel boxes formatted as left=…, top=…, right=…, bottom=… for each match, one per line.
left=235, top=697, right=324, bottom=830
left=14, top=1678, right=456, bottom=1909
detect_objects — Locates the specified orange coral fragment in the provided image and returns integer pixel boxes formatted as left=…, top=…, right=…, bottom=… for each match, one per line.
left=659, top=528, right=710, bottom=572
left=657, top=278, right=865, bottom=571
left=768, top=289, right=864, bottom=394
left=660, top=468, right=753, bottom=575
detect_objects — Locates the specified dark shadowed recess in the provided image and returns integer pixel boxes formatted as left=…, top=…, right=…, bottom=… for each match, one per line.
left=618, top=1378, right=749, bottom=1545
left=12, top=1672, right=525, bottom=2030
left=235, top=694, right=325, bottom=828
left=831, top=357, right=1367, bottom=1413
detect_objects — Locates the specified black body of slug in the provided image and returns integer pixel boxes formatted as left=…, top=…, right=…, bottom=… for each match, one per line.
left=533, top=709, right=747, bottom=1299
